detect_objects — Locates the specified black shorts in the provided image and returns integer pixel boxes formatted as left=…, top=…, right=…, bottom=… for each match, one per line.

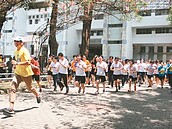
left=75, top=76, right=86, bottom=84
left=113, top=75, right=121, bottom=80
left=154, top=74, right=159, bottom=78
left=158, top=75, right=165, bottom=81
left=32, top=75, right=40, bottom=81
left=86, top=71, right=91, bottom=78
left=129, top=76, right=137, bottom=82
left=147, top=75, right=153, bottom=79
left=96, top=75, right=106, bottom=82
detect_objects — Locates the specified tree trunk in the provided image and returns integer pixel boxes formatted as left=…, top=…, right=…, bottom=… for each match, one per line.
left=80, top=19, right=92, bottom=57
left=0, top=12, right=7, bottom=38
left=48, top=0, right=58, bottom=56
left=80, top=5, right=93, bottom=57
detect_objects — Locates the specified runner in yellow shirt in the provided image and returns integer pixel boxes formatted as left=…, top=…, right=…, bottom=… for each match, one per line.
left=3, top=36, right=41, bottom=115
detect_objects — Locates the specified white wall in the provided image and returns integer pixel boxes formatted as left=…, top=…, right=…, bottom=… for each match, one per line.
left=0, top=8, right=27, bottom=56
left=108, top=44, right=122, bottom=58
left=131, top=14, right=170, bottom=27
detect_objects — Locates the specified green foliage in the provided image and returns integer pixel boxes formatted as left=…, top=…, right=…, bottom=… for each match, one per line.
left=167, top=7, right=172, bottom=25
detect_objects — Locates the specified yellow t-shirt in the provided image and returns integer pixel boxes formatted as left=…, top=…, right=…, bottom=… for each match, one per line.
left=14, top=46, right=34, bottom=77
left=0, top=58, right=4, bottom=67
left=84, top=60, right=91, bottom=72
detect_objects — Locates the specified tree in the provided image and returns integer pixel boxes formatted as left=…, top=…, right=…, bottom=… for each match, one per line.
left=77, top=0, right=147, bottom=57
left=31, top=0, right=147, bottom=57
left=167, top=0, right=172, bottom=25
left=79, top=0, right=94, bottom=57
left=48, top=0, right=59, bottom=56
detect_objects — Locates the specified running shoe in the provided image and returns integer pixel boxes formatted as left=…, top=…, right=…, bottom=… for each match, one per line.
left=3, top=108, right=15, bottom=115
left=36, top=96, right=41, bottom=103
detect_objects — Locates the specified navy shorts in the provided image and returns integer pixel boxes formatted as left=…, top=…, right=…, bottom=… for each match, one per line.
left=96, top=75, right=106, bottom=82
left=113, top=75, right=121, bottom=80
left=75, top=76, right=86, bottom=84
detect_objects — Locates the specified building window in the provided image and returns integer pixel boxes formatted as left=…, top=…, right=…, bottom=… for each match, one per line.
left=29, top=20, right=32, bottom=24
left=167, top=47, right=172, bottom=52
left=157, top=46, right=163, bottom=53
left=140, top=46, right=146, bottom=53
left=155, top=28, right=172, bottom=34
left=108, top=40, right=122, bottom=44
left=3, top=30, right=12, bottom=33
left=148, top=54, right=154, bottom=60
left=138, top=10, right=151, bottom=16
left=90, top=30, right=103, bottom=36
left=157, top=54, right=163, bottom=61
left=36, top=15, right=39, bottom=19
left=97, top=30, right=103, bottom=36
left=155, top=9, right=169, bottom=15
left=30, top=45, right=34, bottom=55
left=108, top=24, right=123, bottom=28
left=6, top=17, right=13, bottom=20
left=94, top=14, right=104, bottom=20
left=28, top=16, right=32, bottom=19
left=41, top=14, right=43, bottom=18
left=136, top=28, right=152, bottom=34
left=32, top=15, right=35, bottom=19
left=90, top=31, right=95, bottom=36
left=35, top=19, right=39, bottom=24
left=149, top=46, right=154, bottom=53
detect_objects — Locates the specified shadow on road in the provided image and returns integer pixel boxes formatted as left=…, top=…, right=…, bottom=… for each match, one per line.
left=0, top=107, right=39, bottom=119
left=86, top=88, right=172, bottom=129
left=14, top=106, right=39, bottom=113
left=41, top=86, right=172, bottom=129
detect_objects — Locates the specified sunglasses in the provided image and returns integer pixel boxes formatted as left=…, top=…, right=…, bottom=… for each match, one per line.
left=14, top=40, right=22, bottom=42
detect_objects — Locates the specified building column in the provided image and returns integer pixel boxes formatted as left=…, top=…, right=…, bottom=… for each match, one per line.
left=102, top=44, right=109, bottom=59
left=163, top=46, right=167, bottom=62
left=145, top=46, right=149, bottom=60
left=154, top=45, right=157, bottom=60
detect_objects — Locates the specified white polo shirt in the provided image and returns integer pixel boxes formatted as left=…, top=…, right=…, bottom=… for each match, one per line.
left=50, top=61, right=60, bottom=75
left=127, top=64, right=137, bottom=78
left=59, top=58, right=69, bottom=74
left=110, top=62, right=123, bottom=75
left=146, top=64, right=155, bottom=75
left=75, top=60, right=86, bottom=76
left=96, top=61, right=107, bottom=76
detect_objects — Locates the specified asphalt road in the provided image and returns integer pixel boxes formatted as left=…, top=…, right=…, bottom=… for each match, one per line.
left=0, top=83, right=172, bottom=129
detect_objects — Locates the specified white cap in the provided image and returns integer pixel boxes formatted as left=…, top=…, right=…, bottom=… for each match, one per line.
left=31, top=55, right=35, bottom=58
left=137, top=60, right=140, bottom=64
left=13, top=36, right=24, bottom=42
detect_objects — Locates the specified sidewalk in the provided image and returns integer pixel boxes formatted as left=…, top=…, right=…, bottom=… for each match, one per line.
left=0, top=83, right=172, bottom=129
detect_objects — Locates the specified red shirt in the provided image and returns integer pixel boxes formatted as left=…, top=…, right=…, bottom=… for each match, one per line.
left=31, top=59, right=41, bottom=75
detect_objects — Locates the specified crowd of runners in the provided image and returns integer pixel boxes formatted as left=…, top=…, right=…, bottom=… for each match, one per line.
left=45, top=54, right=172, bottom=94
left=1, top=36, right=172, bottom=115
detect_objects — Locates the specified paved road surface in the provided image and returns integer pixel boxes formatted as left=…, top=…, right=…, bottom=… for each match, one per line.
left=0, top=83, right=172, bottom=129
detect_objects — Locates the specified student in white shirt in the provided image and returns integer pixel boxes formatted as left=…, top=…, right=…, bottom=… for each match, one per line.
left=58, top=53, right=69, bottom=94
left=137, top=59, right=147, bottom=86
left=146, top=61, right=155, bottom=88
left=95, top=56, right=108, bottom=94
left=127, top=60, right=137, bottom=92
left=49, top=56, right=60, bottom=91
left=121, top=60, right=129, bottom=87
left=110, top=57, right=123, bottom=92
left=74, top=55, right=87, bottom=94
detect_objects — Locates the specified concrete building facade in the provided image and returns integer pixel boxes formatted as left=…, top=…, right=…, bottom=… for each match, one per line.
left=0, top=1, right=172, bottom=62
